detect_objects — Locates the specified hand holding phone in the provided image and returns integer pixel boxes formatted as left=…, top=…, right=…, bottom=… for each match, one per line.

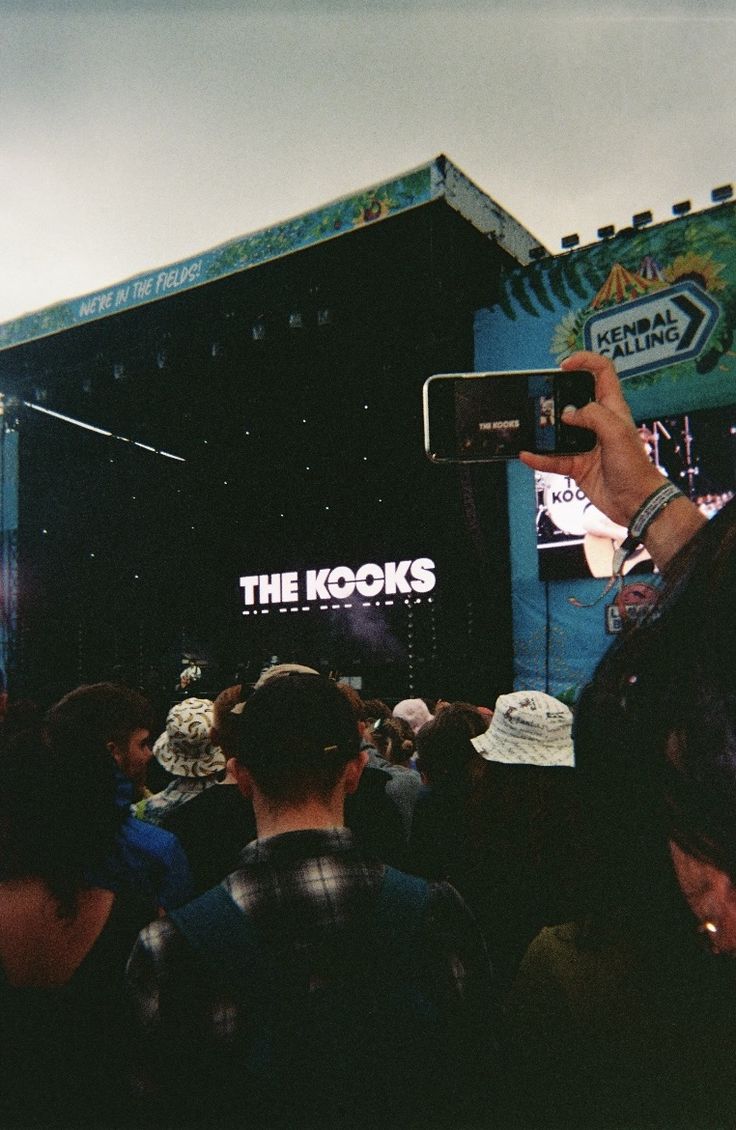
left=519, top=352, right=678, bottom=533
left=423, top=367, right=596, bottom=464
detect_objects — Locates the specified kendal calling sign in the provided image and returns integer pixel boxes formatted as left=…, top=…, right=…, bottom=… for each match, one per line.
left=239, top=558, right=436, bottom=608
left=583, top=281, right=721, bottom=379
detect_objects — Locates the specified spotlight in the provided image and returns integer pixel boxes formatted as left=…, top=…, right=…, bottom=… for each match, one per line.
left=632, top=210, right=653, bottom=228
left=597, top=224, right=615, bottom=240
left=251, top=319, right=266, bottom=342
left=528, top=246, right=547, bottom=261
left=712, top=184, right=733, bottom=204
left=561, top=233, right=579, bottom=250
left=672, top=200, right=691, bottom=217
left=288, top=312, right=303, bottom=330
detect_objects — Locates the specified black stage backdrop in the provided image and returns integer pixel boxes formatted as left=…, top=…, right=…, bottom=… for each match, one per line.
left=2, top=202, right=515, bottom=710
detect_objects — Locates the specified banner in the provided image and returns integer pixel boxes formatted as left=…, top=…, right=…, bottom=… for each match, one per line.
left=474, top=202, right=736, bottom=696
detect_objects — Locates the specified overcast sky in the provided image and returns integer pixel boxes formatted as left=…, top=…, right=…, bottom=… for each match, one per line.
left=1, top=0, right=734, bottom=324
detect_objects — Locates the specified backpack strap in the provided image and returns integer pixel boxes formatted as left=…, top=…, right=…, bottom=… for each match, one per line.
left=168, top=866, right=431, bottom=984
left=372, top=866, right=431, bottom=963
left=168, top=883, right=268, bottom=996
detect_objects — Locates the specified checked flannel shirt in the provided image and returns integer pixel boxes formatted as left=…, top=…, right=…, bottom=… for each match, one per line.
left=126, top=826, right=497, bottom=1126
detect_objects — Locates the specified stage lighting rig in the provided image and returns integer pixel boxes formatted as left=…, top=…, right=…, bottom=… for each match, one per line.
left=632, top=210, right=653, bottom=229
left=560, top=233, right=579, bottom=250
left=20, top=400, right=186, bottom=462
left=712, top=184, right=733, bottom=204
left=672, top=200, right=691, bottom=217
left=597, top=224, right=615, bottom=240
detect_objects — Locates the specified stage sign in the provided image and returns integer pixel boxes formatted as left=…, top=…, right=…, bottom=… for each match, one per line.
left=239, top=557, right=436, bottom=611
left=583, top=281, right=721, bottom=378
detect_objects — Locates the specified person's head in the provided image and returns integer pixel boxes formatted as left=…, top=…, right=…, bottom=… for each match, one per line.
left=211, top=685, right=243, bottom=758
left=393, top=698, right=433, bottom=735
left=361, top=698, right=391, bottom=726
left=335, top=681, right=364, bottom=723
left=231, top=673, right=363, bottom=806
left=415, top=702, right=488, bottom=789
left=0, top=728, right=122, bottom=915
left=575, top=498, right=736, bottom=950
left=152, top=697, right=225, bottom=779
left=473, top=691, right=574, bottom=769
left=335, top=681, right=379, bottom=747
left=371, top=715, right=415, bottom=767
left=46, top=682, right=154, bottom=787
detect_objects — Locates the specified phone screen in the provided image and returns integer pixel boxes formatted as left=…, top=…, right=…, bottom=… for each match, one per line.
left=423, top=369, right=595, bottom=463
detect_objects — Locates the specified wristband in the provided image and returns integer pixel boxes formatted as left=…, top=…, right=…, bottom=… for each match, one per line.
left=612, top=481, right=684, bottom=577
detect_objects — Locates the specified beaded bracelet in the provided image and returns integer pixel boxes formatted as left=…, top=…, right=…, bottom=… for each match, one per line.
left=612, top=481, right=684, bottom=577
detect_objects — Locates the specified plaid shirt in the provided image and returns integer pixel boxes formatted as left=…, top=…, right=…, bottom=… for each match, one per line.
left=126, top=827, right=496, bottom=1123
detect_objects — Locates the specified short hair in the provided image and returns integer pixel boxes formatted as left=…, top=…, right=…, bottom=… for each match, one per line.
left=372, top=715, right=415, bottom=765
left=0, top=728, right=122, bottom=915
left=46, top=682, right=154, bottom=758
left=211, top=684, right=242, bottom=756
left=335, top=681, right=364, bottom=723
left=362, top=698, right=391, bottom=724
left=415, top=703, right=488, bottom=787
left=234, top=674, right=360, bottom=803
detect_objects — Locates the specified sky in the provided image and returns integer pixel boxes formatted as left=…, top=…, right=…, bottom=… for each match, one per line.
left=1, top=0, right=734, bottom=325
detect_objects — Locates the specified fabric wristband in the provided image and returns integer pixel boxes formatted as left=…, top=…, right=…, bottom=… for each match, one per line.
left=612, top=481, right=684, bottom=576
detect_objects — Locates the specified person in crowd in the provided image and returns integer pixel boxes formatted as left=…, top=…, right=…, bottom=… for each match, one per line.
left=0, top=729, right=155, bottom=1127
left=361, top=696, right=391, bottom=731
left=343, top=682, right=423, bottom=842
left=468, top=691, right=583, bottom=993
left=237, top=665, right=408, bottom=864
left=503, top=350, right=736, bottom=1126
left=393, top=696, right=433, bottom=734
left=162, top=685, right=258, bottom=895
left=46, top=682, right=193, bottom=911
left=0, top=696, right=43, bottom=746
left=371, top=713, right=416, bottom=768
left=408, top=701, right=489, bottom=887
left=407, top=697, right=578, bottom=993
left=126, top=672, right=496, bottom=1128
left=330, top=681, right=412, bottom=862
left=135, top=697, right=226, bottom=825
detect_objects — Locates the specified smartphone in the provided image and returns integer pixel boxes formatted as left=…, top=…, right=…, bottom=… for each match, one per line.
left=423, top=368, right=597, bottom=463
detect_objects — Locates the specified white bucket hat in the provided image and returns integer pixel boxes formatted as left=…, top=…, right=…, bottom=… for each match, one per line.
left=471, top=691, right=574, bottom=767
left=153, top=697, right=226, bottom=778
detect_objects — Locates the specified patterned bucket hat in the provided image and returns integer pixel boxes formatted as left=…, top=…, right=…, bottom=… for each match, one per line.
left=153, top=697, right=226, bottom=778
left=471, top=691, right=574, bottom=767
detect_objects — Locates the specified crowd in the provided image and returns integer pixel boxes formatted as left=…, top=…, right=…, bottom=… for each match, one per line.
left=1, top=351, right=736, bottom=1128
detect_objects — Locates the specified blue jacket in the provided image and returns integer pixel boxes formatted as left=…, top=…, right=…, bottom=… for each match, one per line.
left=87, top=771, right=193, bottom=911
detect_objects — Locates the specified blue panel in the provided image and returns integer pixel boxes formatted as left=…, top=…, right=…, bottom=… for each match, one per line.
left=475, top=203, right=736, bottom=697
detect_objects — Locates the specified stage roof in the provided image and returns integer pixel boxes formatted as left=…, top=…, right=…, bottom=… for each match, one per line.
left=0, top=155, right=543, bottom=353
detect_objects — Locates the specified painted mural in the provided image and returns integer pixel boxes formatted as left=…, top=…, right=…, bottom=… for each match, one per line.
left=0, top=163, right=435, bottom=350
left=474, top=202, right=736, bottom=697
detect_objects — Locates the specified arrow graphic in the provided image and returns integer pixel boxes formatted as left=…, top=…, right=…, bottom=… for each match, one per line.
left=583, top=281, right=720, bottom=378
left=673, top=294, right=706, bottom=351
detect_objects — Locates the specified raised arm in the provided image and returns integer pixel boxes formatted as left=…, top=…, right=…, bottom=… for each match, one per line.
left=519, top=351, right=706, bottom=572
